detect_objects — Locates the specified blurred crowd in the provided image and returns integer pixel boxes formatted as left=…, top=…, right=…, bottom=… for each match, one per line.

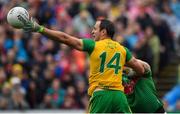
left=0, top=0, right=179, bottom=112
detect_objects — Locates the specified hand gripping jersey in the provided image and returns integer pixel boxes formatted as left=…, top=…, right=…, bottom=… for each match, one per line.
left=82, top=38, right=132, bottom=96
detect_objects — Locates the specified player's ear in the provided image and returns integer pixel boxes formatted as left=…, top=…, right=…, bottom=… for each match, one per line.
left=101, top=29, right=107, bottom=35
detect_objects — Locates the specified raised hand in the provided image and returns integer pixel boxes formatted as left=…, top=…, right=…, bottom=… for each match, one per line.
left=23, top=17, right=44, bottom=33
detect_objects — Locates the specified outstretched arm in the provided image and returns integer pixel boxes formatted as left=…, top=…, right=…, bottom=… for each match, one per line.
left=42, top=28, right=83, bottom=50
left=23, top=18, right=83, bottom=51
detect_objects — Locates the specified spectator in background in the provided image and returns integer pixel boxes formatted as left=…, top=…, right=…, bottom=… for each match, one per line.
left=64, top=0, right=81, bottom=18
left=75, top=79, right=88, bottom=109
left=10, top=76, right=26, bottom=96
left=10, top=88, right=29, bottom=110
left=60, top=74, right=75, bottom=90
left=108, top=0, right=123, bottom=22
left=53, top=2, right=72, bottom=31
left=161, top=1, right=180, bottom=52
left=170, top=0, right=180, bottom=21
left=131, top=22, right=153, bottom=67
left=70, top=49, right=86, bottom=75
left=0, top=25, right=6, bottom=67
left=61, top=86, right=79, bottom=109
left=161, top=1, right=180, bottom=39
left=0, top=67, right=7, bottom=90
left=25, top=80, right=40, bottom=109
left=73, top=9, right=94, bottom=38
left=152, top=13, right=174, bottom=69
left=4, top=49, right=16, bottom=77
left=0, top=83, right=12, bottom=109
left=170, top=0, right=180, bottom=54
left=0, top=98, right=9, bottom=110
left=163, top=84, right=180, bottom=112
left=175, top=100, right=180, bottom=112
left=123, top=20, right=139, bottom=51
left=87, top=0, right=110, bottom=20
left=10, top=64, right=23, bottom=80
left=13, top=29, right=28, bottom=63
left=21, top=71, right=29, bottom=93
left=37, top=0, right=56, bottom=25
left=47, top=78, right=66, bottom=108
left=114, top=15, right=128, bottom=43
left=145, top=26, right=160, bottom=75
left=39, top=93, right=55, bottom=109
left=136, top=12, right=153, bottom=31
left=55, top=44, right=71, bottom=77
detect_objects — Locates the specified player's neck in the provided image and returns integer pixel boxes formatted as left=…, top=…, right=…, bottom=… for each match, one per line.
left=100, top=35, right=111, bottom=40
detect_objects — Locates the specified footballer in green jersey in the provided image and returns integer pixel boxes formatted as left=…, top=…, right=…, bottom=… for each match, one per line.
left=122, top=60, right=165, bottom=113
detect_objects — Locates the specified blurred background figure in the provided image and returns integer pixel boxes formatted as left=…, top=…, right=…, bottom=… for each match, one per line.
left=10, top=89, right=29, bottom=110
left=0, top=83, right=12, bottom=110
left=163, top=84, right=180, bottom=112
left=46, top=78, right=65, bottom=108
left=0, top=0, right=179, bottom=112
left=39, top=93, right=55, bottom=109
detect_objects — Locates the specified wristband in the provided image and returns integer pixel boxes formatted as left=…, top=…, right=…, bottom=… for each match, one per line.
left=37, top=26, right=44, bottom=33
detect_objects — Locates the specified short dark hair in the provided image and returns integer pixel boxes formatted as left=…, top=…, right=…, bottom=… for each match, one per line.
left=99, top=19, right=115, bottom=38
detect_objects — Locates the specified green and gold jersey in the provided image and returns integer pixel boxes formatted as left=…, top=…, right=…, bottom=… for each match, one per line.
left=123, top=71, right=163, bottom=113
left=82, top=38, right=132, bottom=96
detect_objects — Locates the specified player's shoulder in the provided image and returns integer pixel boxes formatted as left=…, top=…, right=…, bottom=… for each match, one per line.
left=111, top=40, right=125, bottom=49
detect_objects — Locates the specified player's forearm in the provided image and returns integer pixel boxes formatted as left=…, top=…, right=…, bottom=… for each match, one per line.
left=137, top=60, right=151, bottom=73
left=42, top=28, right=73, bottom=44
left=132, top=60, right=145, bottom=75
left=41, top=28, right=83, bottom=50
left=126, top=57, right=145, bottom=75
